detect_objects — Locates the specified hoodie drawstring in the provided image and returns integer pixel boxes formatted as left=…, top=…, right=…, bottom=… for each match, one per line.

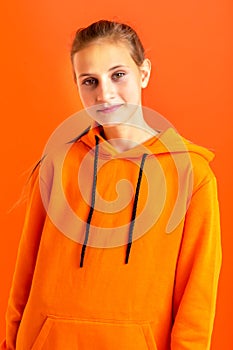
left=125, top=153, right=148, bottom=264
left=80, top=136, right=99, bottom=268
left=79, top=135, right=148, bottom=267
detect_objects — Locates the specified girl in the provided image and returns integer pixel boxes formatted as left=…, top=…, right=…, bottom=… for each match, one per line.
left=1, top=20, right=221, bottom=349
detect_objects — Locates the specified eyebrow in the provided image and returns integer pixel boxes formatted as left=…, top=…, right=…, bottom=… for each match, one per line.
left=78, top=65, right=128, bottom=78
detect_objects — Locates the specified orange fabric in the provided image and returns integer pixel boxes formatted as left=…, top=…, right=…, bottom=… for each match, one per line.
left=1, top=127, right=221, bottom=350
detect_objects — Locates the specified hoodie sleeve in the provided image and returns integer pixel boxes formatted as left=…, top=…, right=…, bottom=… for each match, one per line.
left=171, top=169, right=222, bottom=349
left=1, top=168, right=47, bottom=350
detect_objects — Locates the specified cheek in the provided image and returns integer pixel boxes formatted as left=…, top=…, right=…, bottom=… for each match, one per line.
left=78, top=89, right=94, bottom=107
left=120, top=79, right=141, bottom=101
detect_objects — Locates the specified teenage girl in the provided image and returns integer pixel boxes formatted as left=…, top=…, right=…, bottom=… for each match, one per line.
left=1, top=20, right=221, bottom=350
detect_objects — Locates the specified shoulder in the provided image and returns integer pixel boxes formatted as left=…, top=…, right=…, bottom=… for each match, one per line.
left=183, top=137, right=217, bottom=191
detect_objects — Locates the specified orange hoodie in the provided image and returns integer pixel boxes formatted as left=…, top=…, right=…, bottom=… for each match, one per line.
left=1, top=126, right=221, bottom=350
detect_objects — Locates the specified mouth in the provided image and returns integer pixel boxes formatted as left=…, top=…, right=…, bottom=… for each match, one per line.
left=97, top=104, right=123, bottom=114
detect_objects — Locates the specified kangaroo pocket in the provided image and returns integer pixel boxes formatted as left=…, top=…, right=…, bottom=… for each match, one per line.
left=31, top=315, right=158, bottom=350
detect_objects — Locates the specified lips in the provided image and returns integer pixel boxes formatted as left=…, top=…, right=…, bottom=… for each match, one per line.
left=97, top=104, right=123, bottom=114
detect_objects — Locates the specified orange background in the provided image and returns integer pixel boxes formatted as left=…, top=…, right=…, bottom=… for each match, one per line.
left=0, top=0, right=232, bottom=348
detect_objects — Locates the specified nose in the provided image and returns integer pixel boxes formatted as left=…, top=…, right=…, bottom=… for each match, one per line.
left=96, top=79, right=115, bottom=103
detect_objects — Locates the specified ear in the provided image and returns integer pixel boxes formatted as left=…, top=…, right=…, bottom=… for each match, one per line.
left=140, top=58, right=151, bottom=88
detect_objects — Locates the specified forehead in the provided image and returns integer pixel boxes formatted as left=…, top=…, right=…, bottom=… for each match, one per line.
left=72, top=41, right=135, bottom=73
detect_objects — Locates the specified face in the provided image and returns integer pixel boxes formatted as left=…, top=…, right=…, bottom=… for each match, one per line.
left=72, top=40, right=151, bottom=126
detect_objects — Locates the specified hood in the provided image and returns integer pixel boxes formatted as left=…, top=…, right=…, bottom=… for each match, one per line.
left=77, top=124, right=214, bottom=163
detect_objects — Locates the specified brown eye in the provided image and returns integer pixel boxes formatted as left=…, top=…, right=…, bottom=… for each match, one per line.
left=82, top=78, right=98, bottom=86
left=112, top=72, right=126, bottom=80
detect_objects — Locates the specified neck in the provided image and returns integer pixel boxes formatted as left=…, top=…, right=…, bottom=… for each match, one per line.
left=102, top=122, right=157, bottom=152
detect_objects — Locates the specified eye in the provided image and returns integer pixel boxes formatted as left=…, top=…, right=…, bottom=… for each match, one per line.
left=112, top=71, right=126, bottom=81
left=82, top=78, right=98, bottom=86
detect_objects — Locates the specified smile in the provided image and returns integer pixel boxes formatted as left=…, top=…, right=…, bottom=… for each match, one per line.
left=97, top=104, right=123, bottom=114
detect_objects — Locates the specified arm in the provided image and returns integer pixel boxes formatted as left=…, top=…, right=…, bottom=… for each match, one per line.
left=171, top=175, right=222, bottom=349
left=1, top=168, right=47, bottom=350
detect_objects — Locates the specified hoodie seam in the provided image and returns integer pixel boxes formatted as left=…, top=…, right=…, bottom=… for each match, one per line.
left=45, top=314, right=154, bottom=324
left=192, top=174, right=216, bottom=197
